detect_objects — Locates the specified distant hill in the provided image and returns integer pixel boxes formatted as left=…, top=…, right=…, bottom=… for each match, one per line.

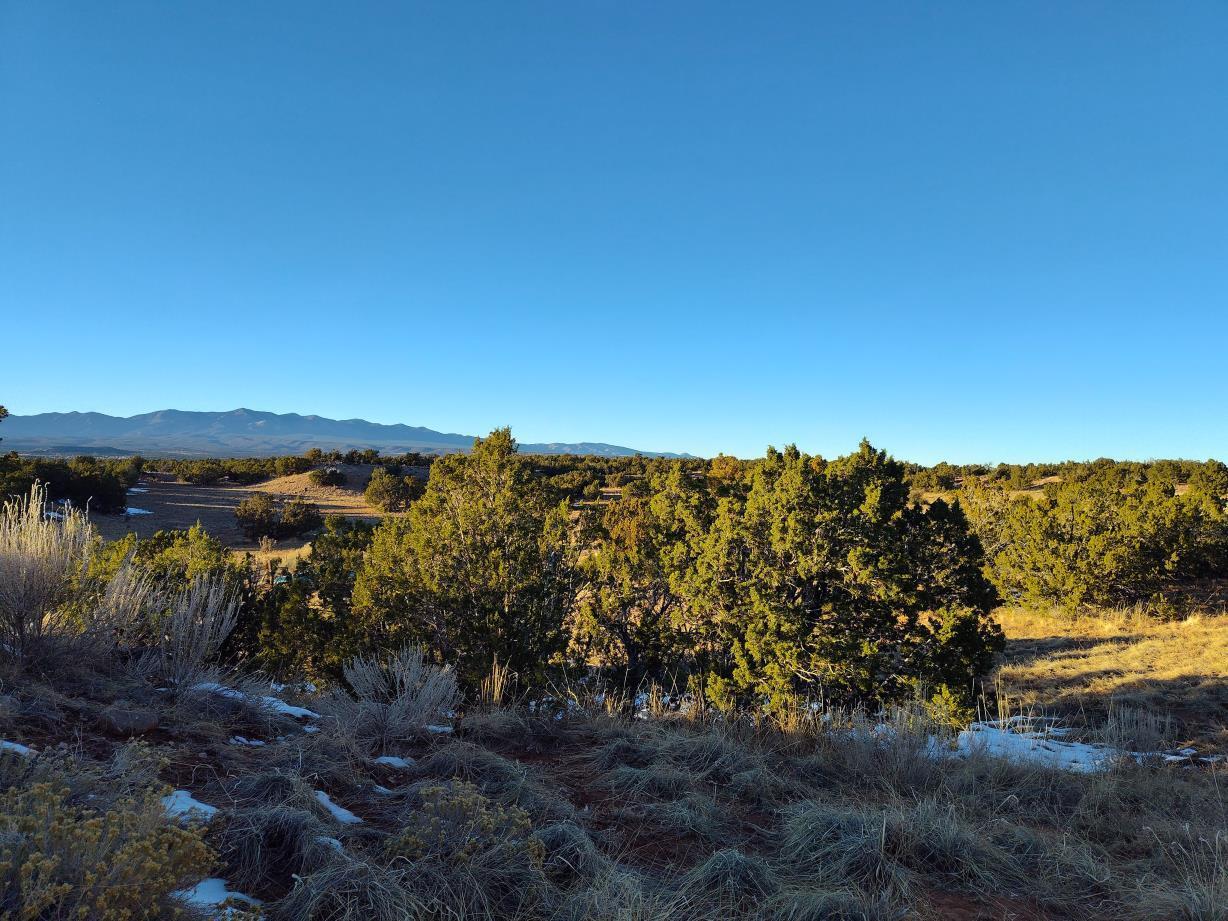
left=1, top=409, right=691, bottom=459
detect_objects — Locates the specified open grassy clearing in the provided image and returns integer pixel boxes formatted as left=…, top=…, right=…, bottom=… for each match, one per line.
left=994, top=606, right=1228, bottom=753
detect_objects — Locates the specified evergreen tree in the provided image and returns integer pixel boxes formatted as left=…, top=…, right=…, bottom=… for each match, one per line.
left=353, top=429, right=577, bottom=682
left=229, top=518, right=376, bottom=679
left=278, top=498, right=323, bottom=537
left=677, top=441, right=1001, bottom=713
left=364, top=466, right=423, bottom=511
left=990, top=476, right=1228, bottom=610
left=573, top=491, right=688, bottom=683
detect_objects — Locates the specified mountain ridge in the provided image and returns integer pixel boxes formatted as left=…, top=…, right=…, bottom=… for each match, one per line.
left=1, top=409, right=692, bottom=458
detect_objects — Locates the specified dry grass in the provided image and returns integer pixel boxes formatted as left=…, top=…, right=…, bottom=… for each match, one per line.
left=318, top=646, right=460, bottom=756
left=994, top=606, right=1228, bottom=751
left=0, top=484, right=94, bottom=658
left=149, top=576, right=241, bottom=689
left=4, top=664, right=1226, bottom=921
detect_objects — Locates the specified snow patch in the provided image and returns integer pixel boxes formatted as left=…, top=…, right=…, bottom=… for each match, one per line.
left=228, top=735, right=266, bottom=747
left=163, top=790, right=218, bottom=821
left=127, top=487, right=149, bottom=494
left=191, top=682, right=320, bottom=719
left=948, top=719, right=1224, bottom=772
left=125, top=507, right=154, bottom=516
left=953, top=721, right=1117, bottom=773
left=425, top=724, right=453, bottom=735
left=373, top=755, right=414, bottom=769
left=315, top=835, right=344, bottom=852
left=0, top=740, right=35, bottom=757
left=314, top=790, right=362, bottom=825
left=174, top=877, right=261, bottom=915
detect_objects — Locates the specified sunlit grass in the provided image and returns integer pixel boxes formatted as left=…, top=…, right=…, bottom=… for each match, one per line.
left=994, top=606, right=1228, bottom=750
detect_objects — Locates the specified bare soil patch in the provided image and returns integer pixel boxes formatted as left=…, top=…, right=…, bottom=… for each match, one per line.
left=88, top=464, right=385, bottom=549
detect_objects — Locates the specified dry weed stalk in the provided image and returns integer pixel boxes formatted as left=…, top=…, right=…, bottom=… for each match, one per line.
left=480, top=656, right=512, bottom=709
left=0, top=484, right=158, bottom=665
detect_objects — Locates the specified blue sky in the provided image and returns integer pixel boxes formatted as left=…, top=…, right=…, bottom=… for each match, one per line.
left=2, top=2, right=1226, bottom=462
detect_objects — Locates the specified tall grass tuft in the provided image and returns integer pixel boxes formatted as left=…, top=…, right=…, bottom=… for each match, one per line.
left=151, top=575, right=240, bottom=688
left=0, top=483, right=94, bottom=659
left=0, top=483, right=156, bottom=667
left=320, top=645, right=460, bottom=755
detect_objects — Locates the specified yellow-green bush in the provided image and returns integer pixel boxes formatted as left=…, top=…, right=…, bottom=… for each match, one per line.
left=0, top=782, right=213, bottom=920
left=382, top=781, right=552, bottom=918
left=385, top=781, right=542, bottom=866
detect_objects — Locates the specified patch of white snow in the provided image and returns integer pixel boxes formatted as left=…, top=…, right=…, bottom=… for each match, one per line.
left=314, top=790, right=363, bottom=825
left=952, top=721, right=1121, bottom=773
left=162, top=790, right=218, bottom=821
left=174, top=877, right=261, bottom=913
left=0, top=740, right=35, bottom=757
left=191, top=682, right=319, bottom=719
left=373, top=755, right=414, bottom=769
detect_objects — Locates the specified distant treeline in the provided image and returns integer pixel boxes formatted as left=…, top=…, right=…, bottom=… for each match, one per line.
left=156, top=448, right=442, bottom=485
left=155, top=448, right=706, bottom=499
left=905, top=457, right=1228, bottom=494
left=0, top=453, right=143, bottom=514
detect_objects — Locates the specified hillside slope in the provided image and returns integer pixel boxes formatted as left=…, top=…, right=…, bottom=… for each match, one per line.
left=3, top=408, right=691, bottom=458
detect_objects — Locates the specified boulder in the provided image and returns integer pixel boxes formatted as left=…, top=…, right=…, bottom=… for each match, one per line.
left=101, top=702, right=159, bottom=736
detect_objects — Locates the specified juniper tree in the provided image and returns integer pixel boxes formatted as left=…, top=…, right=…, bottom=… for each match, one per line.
left=676, top=441, right=1001, bottom=713
left=573, top=490, right=690, bottom=683
left=353, top=429, right=577, bottom=682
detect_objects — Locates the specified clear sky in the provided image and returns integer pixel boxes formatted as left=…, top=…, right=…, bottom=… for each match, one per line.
left=2, top=2, right=1226, bottom=463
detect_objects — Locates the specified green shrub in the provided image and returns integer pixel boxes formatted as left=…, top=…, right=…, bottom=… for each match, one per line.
left=279, top=498, right=323, bottom=537
left=310, top=467, right=347, bottom=488
left=986, top=477, right=1228, bottom=611
left=386, top=781, right=541, bottom=865
left=235, top=492, right=278, bottom=542
left=234, top=494, right=323, bottom=542
left=354, top=430, right=577, bottom=682
left=275, top=456, right=313, bottom=478
left=362, top=467, right=422, bottom=512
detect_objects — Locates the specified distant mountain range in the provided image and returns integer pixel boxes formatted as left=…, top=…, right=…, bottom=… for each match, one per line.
left=1, top=409, right=691, bottom=459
